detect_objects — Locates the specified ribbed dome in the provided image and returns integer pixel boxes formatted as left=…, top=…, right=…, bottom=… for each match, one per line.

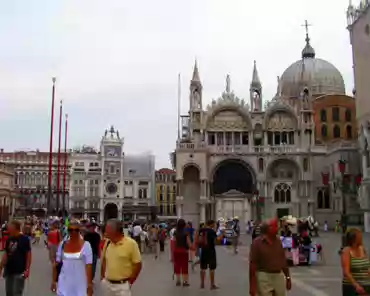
left=280, top=34, right=346, bottom=98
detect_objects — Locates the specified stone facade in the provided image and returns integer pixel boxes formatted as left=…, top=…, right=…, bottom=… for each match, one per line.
left=175, top=33, right=360, bottom=228
left=68, top=126, right=155, bottom=222
left=0, top=150, right=70, bottom=216
left=348, top=3, right=370, bottom=213
left=0, top=162, right=15, bottom=223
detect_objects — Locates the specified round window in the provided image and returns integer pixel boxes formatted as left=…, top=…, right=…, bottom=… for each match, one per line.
left=106, top=183, right=118, bottom=194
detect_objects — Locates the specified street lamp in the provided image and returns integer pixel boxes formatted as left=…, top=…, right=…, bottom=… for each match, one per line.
left=252, top=190, right=264, bottom=221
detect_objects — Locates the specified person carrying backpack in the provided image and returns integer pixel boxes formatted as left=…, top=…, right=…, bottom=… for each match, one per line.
left=195, top=220, right=224, bottom=289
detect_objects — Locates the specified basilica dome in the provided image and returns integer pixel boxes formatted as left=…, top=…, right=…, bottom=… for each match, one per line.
left=280, top=35, right=346, bottom=98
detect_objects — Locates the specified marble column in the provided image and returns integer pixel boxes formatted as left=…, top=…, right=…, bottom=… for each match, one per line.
left=200, top=203, right=206, bottom=222
left=216, top=199, right=222, bottom=218
left=363, top=154, right=368, bottom=179
left=177, top=201, right=183, bottom=218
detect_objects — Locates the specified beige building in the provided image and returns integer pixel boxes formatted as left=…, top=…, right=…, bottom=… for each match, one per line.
left=0, top=162, right=15, bottom=223
left=69, top=126, right=156, bottom=222
left=347, top=3, right=370, bottom=211
left=175, top=29, right=360, bottom=228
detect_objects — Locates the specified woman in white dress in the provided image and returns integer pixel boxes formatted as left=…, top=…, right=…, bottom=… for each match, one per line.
left=51, top=220, right=93, bottom=296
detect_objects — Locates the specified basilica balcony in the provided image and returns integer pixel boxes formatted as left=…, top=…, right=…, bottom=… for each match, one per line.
left=176, top=142, right=208, bottom=151
left=209, top=145, right=249, bottom=155
left=267, top=145, right=296, bottom=154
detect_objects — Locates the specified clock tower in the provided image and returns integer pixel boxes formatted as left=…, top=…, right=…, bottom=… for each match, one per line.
left=100, top=126, right=124, bottom=218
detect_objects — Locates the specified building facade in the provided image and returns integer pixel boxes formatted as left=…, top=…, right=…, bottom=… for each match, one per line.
left=175, top=30, right=360, bottom=228
left=155, top=168, right=177, bottom=218
left=69, top=126, right=155, bottom=222
left=0, top=149, right=70, bottom=216
left=347, top=2, right=370, bottom=212
left=0, top=162, right=15, bottom=223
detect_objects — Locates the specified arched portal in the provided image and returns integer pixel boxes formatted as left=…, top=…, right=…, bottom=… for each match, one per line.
left=211, top=159, right=255, bottom=226
left=182, top=165, right=201, bottom=226
left=212, top=159, right=255, bottom=195
left=104, top=203, right=118, bottom=221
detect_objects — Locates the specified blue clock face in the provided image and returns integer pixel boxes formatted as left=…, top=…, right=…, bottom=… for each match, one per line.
left=106, top=183, right=118, bottom=194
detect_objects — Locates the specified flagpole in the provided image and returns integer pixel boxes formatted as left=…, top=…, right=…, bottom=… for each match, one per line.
left=56, top=100, right=63, bottom=213
left=62, top=113, right=68, bottom=212
left=47, top=77, right=56, bottom=214
left=177, top=73, right=181, bottom=140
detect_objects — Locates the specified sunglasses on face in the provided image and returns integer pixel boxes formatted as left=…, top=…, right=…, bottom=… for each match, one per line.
left=68, top=228, right=80, bottom=233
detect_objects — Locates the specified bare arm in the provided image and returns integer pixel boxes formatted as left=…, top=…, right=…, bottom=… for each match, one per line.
left=26, top=251, right=32, bottom=272
left=0, top=253, right=7, bottom=274
left=100, top=242, right=107, bottom=280
left=342, top=248, right=359, bottom=287
left=129, top=241, right=142, bottom=285
left=85, top=264, right=93, bottom=285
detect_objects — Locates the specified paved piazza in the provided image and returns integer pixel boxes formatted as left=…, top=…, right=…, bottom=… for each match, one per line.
left=0, top=232, right=355, bottom=296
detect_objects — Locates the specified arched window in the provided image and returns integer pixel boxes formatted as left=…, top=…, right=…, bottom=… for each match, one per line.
left=317, top=188, right=330, bottom=209
left=258, top=158, right=264, bottom=173
left=274, top=183, right=291, bottom=203
left=320, top=109, right=327, bottom=122
left=345, top=109, right=352, bottom=122
left=333, top=125, right=341, bottom=138
left=321, top=125, right=328, bottom=138
left=346, top=125, right=353, bottom=139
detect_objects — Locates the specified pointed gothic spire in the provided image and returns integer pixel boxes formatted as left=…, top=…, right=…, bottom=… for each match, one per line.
left=191, top=60, right=201, bottom=82
left=226, top=74, right=231, bottom=93
left=301, top=20, right=316, bottom=59
left=251, top=60, right=261, bottom=87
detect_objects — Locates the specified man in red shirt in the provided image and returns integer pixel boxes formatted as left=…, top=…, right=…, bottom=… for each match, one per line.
left=249, top=219, right=291, bottom=296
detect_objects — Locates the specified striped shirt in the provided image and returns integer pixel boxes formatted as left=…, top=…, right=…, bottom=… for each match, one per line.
left=343, top=252, right=370, bottom=286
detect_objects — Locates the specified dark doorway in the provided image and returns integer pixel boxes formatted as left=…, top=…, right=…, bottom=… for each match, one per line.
left=104, top=203, right=118, bottom=221
left=212, top=160, right=254, bottom=195
left=276, top=208, right=289, bottom=219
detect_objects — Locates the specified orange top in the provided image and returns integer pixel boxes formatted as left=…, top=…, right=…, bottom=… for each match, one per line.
left=48, top=230, right=60, bottom=245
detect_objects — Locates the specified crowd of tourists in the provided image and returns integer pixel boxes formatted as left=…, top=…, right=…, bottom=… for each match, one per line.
left=1, top=215, right=370, bottom=296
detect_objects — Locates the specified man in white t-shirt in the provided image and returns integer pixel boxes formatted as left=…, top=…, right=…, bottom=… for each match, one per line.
left=132, top=223, right=143, bottom=252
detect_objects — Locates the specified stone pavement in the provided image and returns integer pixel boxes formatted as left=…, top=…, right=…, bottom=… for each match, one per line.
left=0, top=232, right=349, bottom=295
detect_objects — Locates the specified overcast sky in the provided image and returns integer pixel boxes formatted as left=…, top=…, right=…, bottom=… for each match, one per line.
left=0, top=0, right=356, bottom=168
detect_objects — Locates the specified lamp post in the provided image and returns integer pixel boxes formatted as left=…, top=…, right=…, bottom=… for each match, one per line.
left=253, top=190, right=262, bottom=222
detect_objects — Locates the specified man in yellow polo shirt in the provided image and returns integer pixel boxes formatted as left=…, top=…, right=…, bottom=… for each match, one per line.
left=101, top=219, right=142, bottom=296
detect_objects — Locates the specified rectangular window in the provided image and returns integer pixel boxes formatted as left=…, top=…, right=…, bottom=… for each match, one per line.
left=332, top=107, right=340, bottom=121
left=208, top=132, right=215, bottom=145
left=110, top=166, right=115, bottom=174
left=234, top=132, right=241, bottom=145
left=217, top=132, right=224, bottom=145
left=242, top=132, right=249, bottom=145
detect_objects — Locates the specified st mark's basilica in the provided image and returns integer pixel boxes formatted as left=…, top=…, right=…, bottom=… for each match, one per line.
left=174, top=28, right=359, bottom=228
